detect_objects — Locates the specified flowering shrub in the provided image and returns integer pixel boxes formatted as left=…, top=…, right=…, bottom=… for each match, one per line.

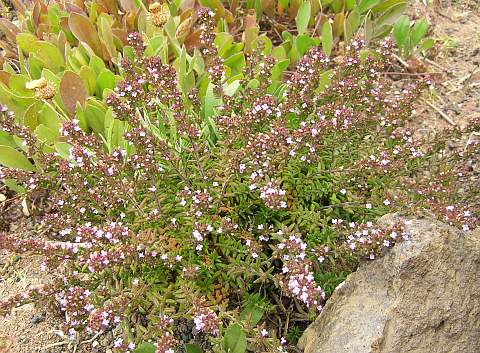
left=0, top=28, right=479, bottom=353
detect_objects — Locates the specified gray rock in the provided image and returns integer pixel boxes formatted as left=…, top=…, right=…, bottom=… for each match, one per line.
left=299, top=216, right=480, bottom=353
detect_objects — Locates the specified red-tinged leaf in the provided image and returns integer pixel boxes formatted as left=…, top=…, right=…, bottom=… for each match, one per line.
left=57, top=31, right=67, bottom=54
left=94, top=2, right=110, bottom=14
left=36, top=23, right=50, bottom=39
left=97, top=0, right=120, bottom=14
left=230, top=0, right=238, bottom=14
left=68, top=13, right=110, bottom=61
left=65, top=3, right=86, bottom=14
left=242, top=10, right=259, bottom=53
left=32, top=2, right=45, bottom=30
left=10, top=0, right=27, bottom=15
left=332, top=12, right=345, bottom=37
left=72, top=0, right=86, bottom=10
left=0, top=40, right=16, bottom=58
left=180, top=0, right=196, bottom=12
left=209, top=0, right=226, bottom=18
left=60, top=71, right=88, bottom=115
left=288, top=0, right=302, bottom=20
left=124, top=11, right=139, bottom=31
left=261, top=0, right=275, bottom=17
left=185, top=29, right=203, bottom=52
left=119, top=0, right=138, bottom=12
left=59, top=17, right=71, bottom=36
left=0, top=71, right=11, bottom=86
left=0, top=19, right=20, bottom=43
left=244, top=9, right=257, bottom=31
left=224, top=9, right=235, bottom=25
left=112, top=29, right=128, bottom=46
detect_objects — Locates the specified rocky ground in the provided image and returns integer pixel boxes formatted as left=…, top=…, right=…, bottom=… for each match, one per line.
left=0, top=0, right=479, bottom=352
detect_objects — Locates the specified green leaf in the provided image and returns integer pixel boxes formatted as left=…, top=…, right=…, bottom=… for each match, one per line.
left=54, top=142, right=72, bottom=160
left=28, top=56, right=43, bottom=79
left=224, top=52, right=245, bottom=70
left=0, top=145, right=36, bottom=171
left=0, top=82, right=34, bottom=115
left=271, top=59, right=290, bottom=80
left=79, top=66, right=97, bottom=96
left=345, top=10, right=361, bottom=42
left=295, top=1, right=311, bottom=36
left=16, top=33, right=38, bottom=54
left=133, top=342, right=156, bottom=353
left=393, top=15, right=410, bottom=56
left=331, top=0, right=343, bottom=13
left=272, top=46, right=287, bottom=60
left=295, top=34, right=316, bottom=56
left=3, top=178, right=26, bottom=193
left=23, top=102, right=43, bottom=131
left=96, top=70, right=116, bottom=98
left=321, top=21, right=333, bottom=56
left=98, top=14, right=117, bottom=59
left=240, top=305, right=265, bottom=326
left=317, top=69, right=334, bottom=92
left=32, top=41, right=66, bottom=72
left=35, top=124, right=58, bottom=145
left=0, top=131, right=17, bottom=148
left=410, top=19, right=428, bottom=47
left=38, top=104, right=61, bottom=132
left=84, top=100, right=106, bottom=134
left=89, top=55, right=106, bottom=75
left=371, top=0, right=405, bottom=13
left=185, top=343, right=203, bottom=353
left=345, top=0, right=356, bottom=10
left=374, top=2, right=406, bottom=28
left=215, top=32, right=234, bottom=57
left=145, top=35, right=167, bottom=57
left=16, top=33, right=65, bottom=72
left=419, top=37, right=434, bottom=52
left=357, top=0, right=382, bottom=14
left=223, top=324, right=247, bottom=353
left=9, top=75, right=32, bottom=96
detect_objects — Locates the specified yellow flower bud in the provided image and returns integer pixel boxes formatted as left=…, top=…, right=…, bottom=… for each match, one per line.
left=25, top=78, right=47, bottom=90
left=175, top=15, right=194, bottom=41
left=26, top=78, right=56, bottom=100
left=149, top=2, right=170, bottom=27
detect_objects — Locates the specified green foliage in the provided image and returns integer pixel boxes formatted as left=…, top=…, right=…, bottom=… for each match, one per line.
left=0, top=1, right=462, bottom=353
left=223, top=324, right=247, bottom=353
left=134, top=342, right=157, bottom=353
left=0, top=145, right=35, bottom=171
left=185, top=343, right=204, bottom=353
left=393, top=16, right=432, bottom=57
left=295, top=1, right=311, bottom=36
left=286, top=325, right=302, bottom=343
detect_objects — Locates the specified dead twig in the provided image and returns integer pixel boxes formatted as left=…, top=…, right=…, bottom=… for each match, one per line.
left=392, top=53, right=409, bottom=69
left=424, top=58, right=448, bottom=72
left=421, top=98, right=456, bottom=126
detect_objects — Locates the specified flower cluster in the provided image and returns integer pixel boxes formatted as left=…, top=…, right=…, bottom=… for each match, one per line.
left=275, top=233, right=325, bottom=310
left=1, top=31, right=478, bottom=352
left=344, top=221, right=409, bottom=260
left=259, top=180, right=288, bottom=210
left=193, top=306, right=219, bottom=335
